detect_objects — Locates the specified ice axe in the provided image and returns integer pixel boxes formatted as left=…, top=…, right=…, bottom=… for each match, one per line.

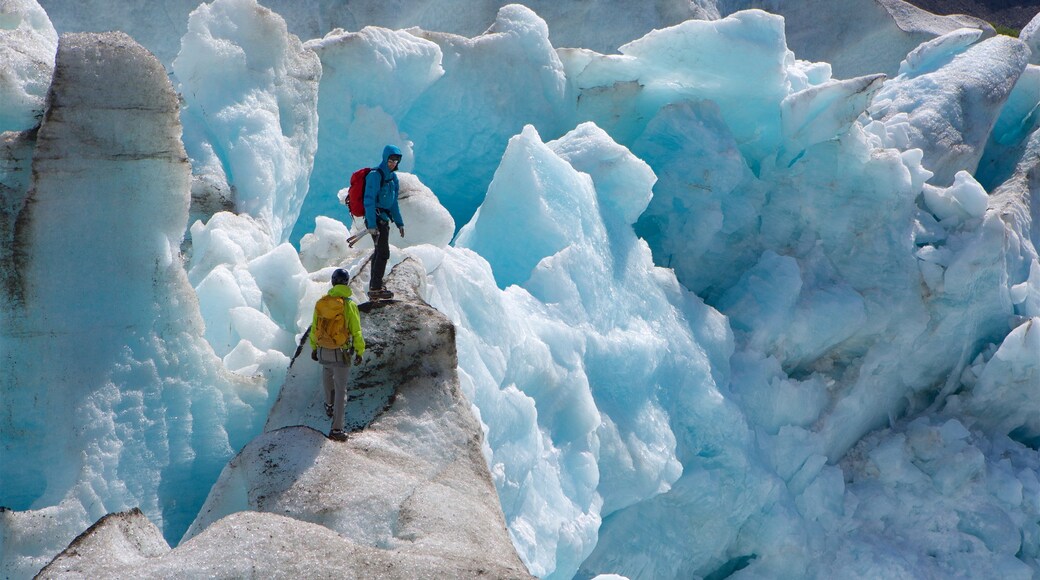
left=347, top=229, right=370, bottom=247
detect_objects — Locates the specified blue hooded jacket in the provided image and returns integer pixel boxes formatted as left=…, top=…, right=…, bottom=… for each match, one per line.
left=364, top=145, right=404, bottom=229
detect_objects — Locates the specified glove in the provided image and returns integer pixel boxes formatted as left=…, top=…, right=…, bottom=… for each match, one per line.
left=367, top=228, right=377, bottom=236
left=398, top=226, right=405, bottom=238
left=353, top=354, right=363, bottom=365
left=311, top=349, right=318, bottom=361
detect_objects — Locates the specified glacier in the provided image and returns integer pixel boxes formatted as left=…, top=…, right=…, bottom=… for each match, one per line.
left=2, top=0, right=1040, bottom=578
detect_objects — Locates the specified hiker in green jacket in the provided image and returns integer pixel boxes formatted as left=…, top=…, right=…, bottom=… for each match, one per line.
left=310, top=268, right=366, bottom=441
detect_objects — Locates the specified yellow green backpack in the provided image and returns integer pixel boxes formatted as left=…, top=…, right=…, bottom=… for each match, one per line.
left=314, top=295, right=351, bottom=348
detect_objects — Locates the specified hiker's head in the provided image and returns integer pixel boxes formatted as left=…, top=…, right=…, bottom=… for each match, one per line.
left=331, top=268, right=350, bottom=286
left=383, top=145, right=402, bottom=171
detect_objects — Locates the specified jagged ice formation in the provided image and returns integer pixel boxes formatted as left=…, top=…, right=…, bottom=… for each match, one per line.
left=2, top=0, right=1040, bottom=578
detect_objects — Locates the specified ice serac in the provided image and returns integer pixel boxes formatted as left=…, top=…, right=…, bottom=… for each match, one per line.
left=0, top=0, right=57, bottom=132
left=978, top=64, right=1040, bottom=253
left=869, top=34, right=1030, bottom=186
left=172, top=0, right=327, bottom=391
left=36, top=0, right=699, bottom=68
left=898, top=27, right=983, bottom=76
left=944, top=116, right=1040, bottom=443
left=952, top=319, right=1040, bottom=444
left=606, top=9, right=790, bottom=162
left=401, top=4, right=571, bottom=229
left=778, top=73, right=886, bottom=166
left=717, top=0, right=993, bottom=78
left=174, top=0, right=321, bottom=245
left=978, top=63, right=1040, bottom=191
left=985, top=112, right=1040, bottom=290
left=588, top=12, right=1039, bottom=571
left=0, top=32, right=260, bottom=578
left=297, top=25, right=443, bottom=244
left=441, top=123, right=744, bottom=579
left=296, top=3, right=573, bottom=243
left=631, top=99, right=762, bottom=299
left=1021, top=12, right=1040, bottom=66
left=44, top=260, right=531, bottom=578
left=797, top=129, right=1035, bottom=464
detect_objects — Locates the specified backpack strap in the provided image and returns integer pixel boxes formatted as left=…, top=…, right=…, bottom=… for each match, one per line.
left=369, top=168, right=393, bottom=223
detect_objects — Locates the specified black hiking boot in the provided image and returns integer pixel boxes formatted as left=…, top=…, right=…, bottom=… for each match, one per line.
left=324, top=402, right=334, bottom=418
left=328, top=429, right=347, bottom=442
left=368, top=288, right=393, bottom=301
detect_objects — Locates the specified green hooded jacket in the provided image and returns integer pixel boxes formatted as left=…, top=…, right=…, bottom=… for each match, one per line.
left=309, top=284, right=365, bottom=357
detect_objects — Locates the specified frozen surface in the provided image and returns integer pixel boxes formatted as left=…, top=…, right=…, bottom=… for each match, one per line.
left=37, top=0, right=701, bottom=67
left=299, top=25, right=443, bottom=242
left=717, top=0, right=994, bottom=78
left=443, top=123, right=739, bottom=578
left=297, top=4, right=571, bottom=239
left=38, top=509, right=531, bottom=579
left=173, top=0, right=320, bottom=244
left=0, top=0, right=56, bottom=132
left=38, top=270, right=530, bottom=577
left=4, top=2, right=1040, bottom=580
left=0, top=32, right=266, bottom=577
left=868, top=33, right=1029, bottom=186
left=1022, top=12, right=1040, bottom=66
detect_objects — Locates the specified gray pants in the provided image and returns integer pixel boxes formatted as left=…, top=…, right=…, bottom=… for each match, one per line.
left=317, top=347, right=353, bottom=432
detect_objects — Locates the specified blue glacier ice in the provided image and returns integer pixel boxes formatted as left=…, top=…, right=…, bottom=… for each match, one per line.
left=3, top=0, right=1040, bottom=578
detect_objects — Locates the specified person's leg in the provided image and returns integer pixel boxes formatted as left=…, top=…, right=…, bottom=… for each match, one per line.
left=330, top=360, right=352, bottom=433
left=369, top=219, right=391, bottom=291
left=321, top=359, right=334, bottom=406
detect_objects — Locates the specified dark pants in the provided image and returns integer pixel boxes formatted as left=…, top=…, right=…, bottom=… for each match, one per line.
left=370, top=218, right=390, bottom=291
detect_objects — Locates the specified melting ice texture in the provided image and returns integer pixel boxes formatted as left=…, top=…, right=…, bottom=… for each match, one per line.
left=3, top=0, right=1040, bottom=579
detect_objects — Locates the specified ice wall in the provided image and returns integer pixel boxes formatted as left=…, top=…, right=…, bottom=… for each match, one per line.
left=299, top=25, right=442, bottom=240
left=297, top=4, right=572, bottom=241
left=869, top=34, right=1029, bottom=186
left=0, top=32, right=264, bottom=578
left=4, top=2, right=1040, bottom=579
left=174, top=0, right=321, bottom=245
left=0, top=0, right=56, bottom=132
left=717, top=0, right=994, bottom=78
left=36, top=0, right=700, bottom=67
left=175, top=0, right=323, bottom=392
left=416, top=123, right=743, bottom=579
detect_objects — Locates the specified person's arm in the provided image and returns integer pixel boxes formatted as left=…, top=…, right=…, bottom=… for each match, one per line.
left=308, top=307, right=318, bottom=356
left=391, top=179, right=405, bottom=234
left=346, top=301, right=365, bottom=358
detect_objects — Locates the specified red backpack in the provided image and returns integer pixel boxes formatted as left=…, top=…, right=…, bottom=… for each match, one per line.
left=346, top=167, right=388, bottom=217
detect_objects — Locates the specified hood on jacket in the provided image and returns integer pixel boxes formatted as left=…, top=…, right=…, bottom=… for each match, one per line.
left=380, top=144, right=402, bottom=173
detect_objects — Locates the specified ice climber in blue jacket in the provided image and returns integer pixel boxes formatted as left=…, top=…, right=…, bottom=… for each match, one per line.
left=364, top=144, right=405, bottom=300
